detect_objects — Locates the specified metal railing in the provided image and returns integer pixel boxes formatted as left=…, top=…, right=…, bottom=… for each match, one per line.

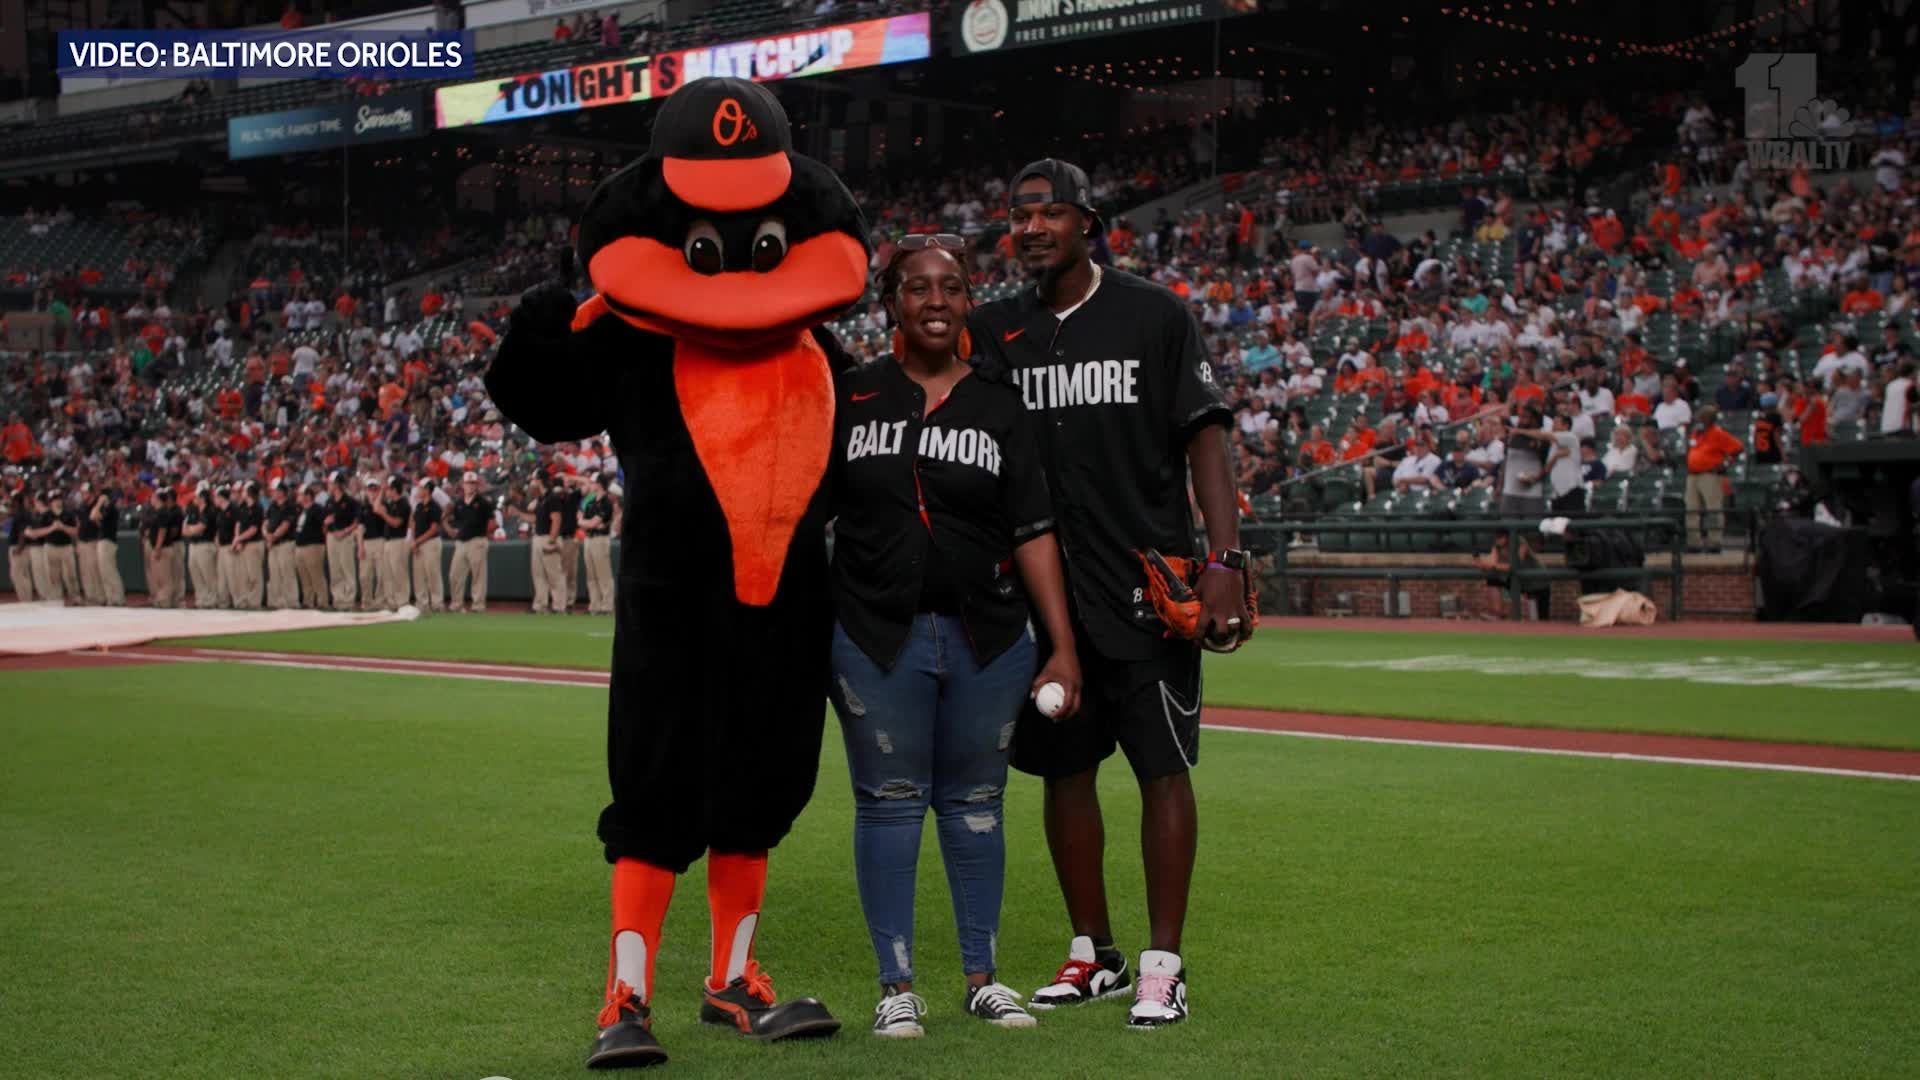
left=1243, top=513, right=1692, bottom=621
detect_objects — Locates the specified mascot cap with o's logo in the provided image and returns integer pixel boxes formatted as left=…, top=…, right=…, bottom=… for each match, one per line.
left=652, top=78, right=794, bottom=214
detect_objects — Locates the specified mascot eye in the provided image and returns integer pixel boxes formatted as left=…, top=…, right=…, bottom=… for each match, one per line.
left=684, top=221, right=724, bottom=276
left=750, top=220, right=788, bottom=273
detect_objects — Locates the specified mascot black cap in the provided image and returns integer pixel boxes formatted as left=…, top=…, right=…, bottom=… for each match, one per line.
left=653, top=78, right=794, bottom=213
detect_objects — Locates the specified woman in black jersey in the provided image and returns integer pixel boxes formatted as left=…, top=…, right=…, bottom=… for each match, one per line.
left=828, top=235, right=1082, bottom=1037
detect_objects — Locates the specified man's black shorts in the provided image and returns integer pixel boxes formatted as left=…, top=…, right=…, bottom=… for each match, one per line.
left=1010, top=640, right=1202, bottom=783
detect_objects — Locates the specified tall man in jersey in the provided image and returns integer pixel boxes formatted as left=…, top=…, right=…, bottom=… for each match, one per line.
left=969, top=159, right=1254, bottom=1030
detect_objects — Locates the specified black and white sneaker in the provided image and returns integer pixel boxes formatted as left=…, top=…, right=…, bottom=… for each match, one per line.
left=964, top=982, right=1037, bottom=1028
left=871, top=988, right=926, bottom=1038
left=1031, top=936, right=1131, bottom=1009
left=1126, top=950, right=1188, bottom=1029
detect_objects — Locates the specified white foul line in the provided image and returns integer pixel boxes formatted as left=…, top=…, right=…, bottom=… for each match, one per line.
left=96, top=650, right=1920, bottom=784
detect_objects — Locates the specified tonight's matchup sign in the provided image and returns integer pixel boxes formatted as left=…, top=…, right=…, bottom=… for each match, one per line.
left=433, top=12, right=930, bottom=129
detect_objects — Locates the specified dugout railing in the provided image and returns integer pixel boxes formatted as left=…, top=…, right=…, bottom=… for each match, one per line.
left=1242, top=513, right=1695, bottom=621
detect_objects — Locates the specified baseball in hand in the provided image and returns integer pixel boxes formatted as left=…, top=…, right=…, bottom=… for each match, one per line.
left=1035, top=682, right=1067, bottom=719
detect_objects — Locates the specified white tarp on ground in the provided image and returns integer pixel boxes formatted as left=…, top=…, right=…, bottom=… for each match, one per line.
left=0, top=602, right=414, bottom=656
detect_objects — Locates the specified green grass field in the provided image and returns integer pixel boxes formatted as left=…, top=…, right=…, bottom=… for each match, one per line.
left=175, top=615, right=1920, bottom=748
left=5, top=637, right=1920, bottom=1078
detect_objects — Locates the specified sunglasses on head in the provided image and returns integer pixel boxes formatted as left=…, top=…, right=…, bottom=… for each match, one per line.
left=896, top=233, right=966, bottom=252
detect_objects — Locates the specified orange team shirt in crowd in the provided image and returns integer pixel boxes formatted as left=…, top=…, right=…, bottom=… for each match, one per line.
left=335, top=294, right=357, bottom=320
left=1672, top=235, right=1707, bottom=260
left=3, top=419, right=37, bottom=462
left=1589, top=214, right=1625, bottom=252
left=216, top=388, right=244, bottom=419
left=1334, top=369, right=1364, bottom=395
left=403, top=358, right=430, bottom=387
left=1799, top=396, right=1828, bottom=443
left=426, top=457, right=451, bottom=481
left=1357, top=366, right=1392, bottom=396
left=1670, top=287, right=1704, bottom=317
left=466, top=320, right=498, bottom=345
left=1512, top=382, right=1546, bottom=406
left=243, top=354, right=266, bottom=384
left=379, top=381, right=406, bottom=418
left=1661, top=161, right=1683, bottom=196
left=1108, top=225, right=1136, bottom=256
left=1648, top=206, right=1682, bottom=242
left=1687, top=426, right=1745, bottom=473
left=1300, top=438, right=1335, bottom=466
left=1443, top=382, right=1482, bottom=416
left=1206, top=280, right=1234, bottom=304
left=1630, top=293, right=1664, bottom=316
left=1395, top=327, right=1430, bottom=354
left=1841, top=287, right=1885, bottom=314
left=1171, top=280, right=1191, bottom=300
left=1403, top=367, right=1440, bottom=401
left=1616, top=393, right=1652, bottom=417
left=421, top=291, right=444, bottom=317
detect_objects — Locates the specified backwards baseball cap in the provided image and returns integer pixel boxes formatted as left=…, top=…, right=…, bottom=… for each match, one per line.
left=1009, top=158, right=1104, bottom=237
left=651, top=77, right=793, bottom=213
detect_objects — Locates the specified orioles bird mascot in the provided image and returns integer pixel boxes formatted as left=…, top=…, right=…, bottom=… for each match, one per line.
left=484, top=78, right=870, bottom=1068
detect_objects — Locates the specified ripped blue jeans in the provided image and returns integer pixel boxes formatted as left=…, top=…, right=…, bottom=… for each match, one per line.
left=829, top=616, right=1036, bottom=985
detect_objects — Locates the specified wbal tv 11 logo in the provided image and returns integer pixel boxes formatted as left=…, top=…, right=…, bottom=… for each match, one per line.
left=1736, top=53, right=1856, bottom=170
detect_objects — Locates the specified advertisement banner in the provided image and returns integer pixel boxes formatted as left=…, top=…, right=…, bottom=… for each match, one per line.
left=953, top=0, right=1254, bottom=54
left=228, top=92, right=427, bottom=160
left=434, top=11, right=931, bottom=130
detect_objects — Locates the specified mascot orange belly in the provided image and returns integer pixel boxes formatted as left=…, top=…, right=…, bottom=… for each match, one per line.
left=484, top=77, right=869, bottom=1066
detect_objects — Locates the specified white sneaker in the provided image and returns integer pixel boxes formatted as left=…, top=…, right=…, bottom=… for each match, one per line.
left=1031, top=935, right=1132, bottom=1009
left=1126, top=950, right=1189, bottom=1029
left=964, top=982, right=1037, bottom=1028
left=872, top=988, right=926, bottom=1038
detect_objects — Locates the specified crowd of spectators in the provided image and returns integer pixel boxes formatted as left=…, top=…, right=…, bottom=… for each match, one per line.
left=5, top=85, right=1919, bottom=616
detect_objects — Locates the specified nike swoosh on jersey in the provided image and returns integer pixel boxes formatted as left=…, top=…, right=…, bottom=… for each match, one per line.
left=851, top=391, right=880, bottom=401
left=1003, top=328, right=1026, bottom=342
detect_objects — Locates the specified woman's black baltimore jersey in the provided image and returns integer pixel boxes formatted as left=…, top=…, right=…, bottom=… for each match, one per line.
left=968, top=266, right=1232, bottom=662
left=830, top=357, right=1054, bottom=671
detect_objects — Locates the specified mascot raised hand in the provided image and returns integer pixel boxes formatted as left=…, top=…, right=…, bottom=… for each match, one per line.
left=484, top=77, right=869, bottom=1069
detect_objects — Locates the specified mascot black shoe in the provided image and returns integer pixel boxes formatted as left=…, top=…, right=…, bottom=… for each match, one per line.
left=483, top=76, right=868, bottom=1068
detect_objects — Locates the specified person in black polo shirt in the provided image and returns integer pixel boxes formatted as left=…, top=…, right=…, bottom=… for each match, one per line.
left=294, top=483, right=330, bottom=609
left=324, top=473, right=361, bottom=612
left=213, top=484, right=241, bottom=608
left=828, top=236, right=1081, bottom=1036
left=184, top=483, right=222, bottom=609
left=536, top=476, right=571, bottom=614
left=378, top=478, right=413, bottom=610
left=264, top=479, right=300, bottom=610
left=968, top=160, right=1251, bottom=1028
left=75, top=483, right=104, bottom=603
left=7, top=491, right=41, bottom=602
left=559, top=473, right=583, bottom=612
left=446, top=471, right=495, bottom=613
left=91, top=486, right=125, bottom=606
left=229, top=481, right=265, bottom=610
left=356, top=477, right=387, bottom=611
left=30, top=488, right=82, bottom=604
left=409, top=479, right=445, bottom=612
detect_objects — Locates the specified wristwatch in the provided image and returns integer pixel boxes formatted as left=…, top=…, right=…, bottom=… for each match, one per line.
left=1207, top=548, right=1250, bottom=571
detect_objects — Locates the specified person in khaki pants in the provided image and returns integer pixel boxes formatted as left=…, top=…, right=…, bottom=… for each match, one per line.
left=25, top=490, right=61, bottom=601
left=558, top=475, right=583, bottom=613
left=263, top=480, right=300, bottom=609
left=183, top=485, right=221, bottom=608
left=7, top=492, right=40, bottom=601
left=148, top=489, right=184, bottom=608
left=1684, top=405, right=1746, bottom=553
left=293, top=484, right=330, bottom=608
left=229, top=481, right=267, bottom=610
left=76, top=485, right=104, bottom=604
left=324, top=474, right=362, bottom=611
left=579, top=473, right=617, bottom=615
left=211, top=485, right=241, bottom=608
left=357, top=477, right=386, bottom=611
left=376, top=478, right=413, bottom=610
left=512, top=479, right=553, bottom=614
left=92, top=488, right=126, bottom=605
left=32, top=490, right=83, bottom=603
left=446, top=472, right=495, bottom=613
left=536, top=477, right=571, bottom=614
left=409, top=479, right=446, bottom=612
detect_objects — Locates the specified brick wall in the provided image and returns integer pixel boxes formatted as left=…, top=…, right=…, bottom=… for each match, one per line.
left=1267, top=553, right=1756, bottom=622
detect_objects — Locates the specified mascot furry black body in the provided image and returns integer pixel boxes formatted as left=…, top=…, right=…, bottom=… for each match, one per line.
left=484, top=77, right=868, bottom=1068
